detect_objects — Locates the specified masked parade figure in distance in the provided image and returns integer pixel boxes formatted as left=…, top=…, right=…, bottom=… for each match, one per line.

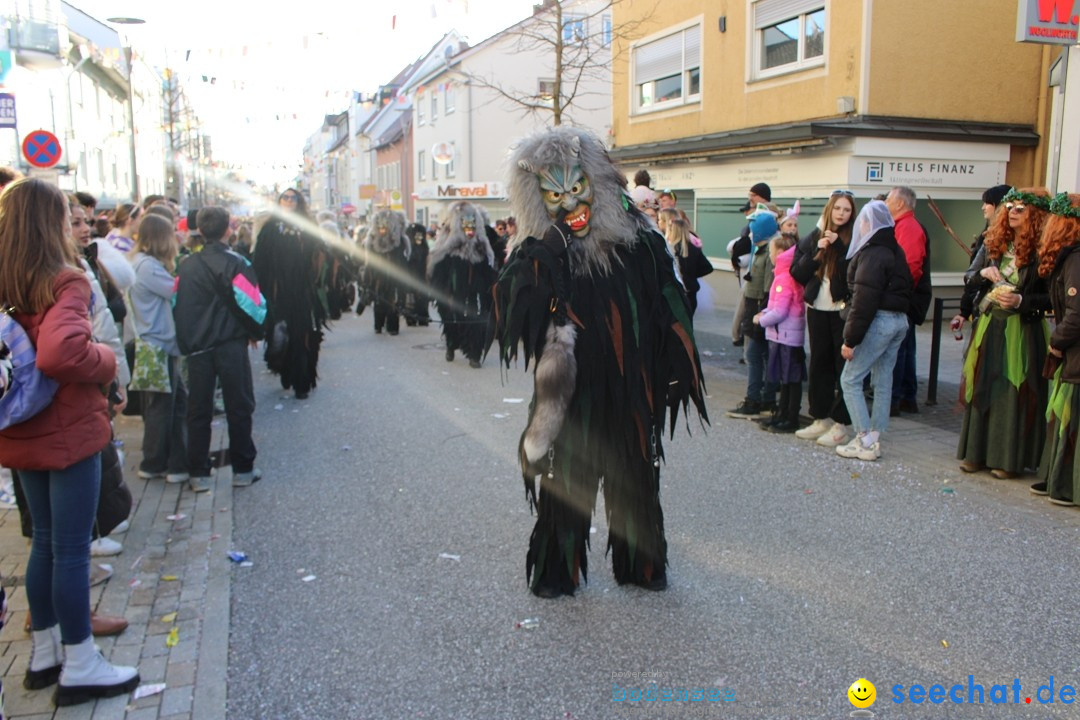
left=360, top=208, right=410, bottom=336
left=428, top=200, right=497, bottom=368
left=492, top=127, right=708, bottom=598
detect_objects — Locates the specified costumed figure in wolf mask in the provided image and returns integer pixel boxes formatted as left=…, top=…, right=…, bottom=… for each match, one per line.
left=404, top=222, right=431, bottom=326
left=361, top=209, right=410, bottom=335
left=428, top=201, right=497, bottom=368
left=491, top=127, right=708, bottom=598
left=253, top=188, right=330, bottom=399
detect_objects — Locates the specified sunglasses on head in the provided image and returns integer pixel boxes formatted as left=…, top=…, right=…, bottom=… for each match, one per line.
left=1006, top=202, right=1026, bottom=213
left=831, top=189, right=854, bottom=197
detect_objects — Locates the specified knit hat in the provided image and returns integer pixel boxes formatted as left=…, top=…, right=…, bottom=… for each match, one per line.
left=749, top=182, right=772, bottom=202
left=981, top=184, right=1011, bottom=207
left=749, top=210, right=779, bottom=242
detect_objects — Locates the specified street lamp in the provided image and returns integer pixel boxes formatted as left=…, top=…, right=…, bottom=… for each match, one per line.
left=107, top=16, right=144, bottom=203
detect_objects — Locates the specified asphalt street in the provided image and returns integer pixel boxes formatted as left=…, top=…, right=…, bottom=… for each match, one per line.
left=225, top=292, right=1080, bottom=720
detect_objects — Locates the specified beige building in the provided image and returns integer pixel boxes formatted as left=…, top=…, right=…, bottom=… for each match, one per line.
left=609, top=0, right=1062, bottom=276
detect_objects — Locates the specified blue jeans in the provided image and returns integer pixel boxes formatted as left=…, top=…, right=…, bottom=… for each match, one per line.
left=840, top=311, right=909, bottom=436
left=18, top=452, right=100, bottom=644
left=891, top=321, right=918, bottom=402
left=745, top=334, right=777, bottom=405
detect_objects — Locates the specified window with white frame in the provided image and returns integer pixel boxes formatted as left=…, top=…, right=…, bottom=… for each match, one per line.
left=632, top=23, right=701, bottom=114
left=752, top=0, right=825, bottom=78
left=601, top=15, right=612, bottom=47
left=563, top=14, right=586, bottom=43
left=418, top=150, right=426, bottom=180
left=446, top=142, right=456, bottom=177
left=445, top=83, right=455, bottom=113
left=431, top=93, right=438, bottom=122
left=417, top=99, right=425, bottom=125
left=431, top=154, right=438, bottom=181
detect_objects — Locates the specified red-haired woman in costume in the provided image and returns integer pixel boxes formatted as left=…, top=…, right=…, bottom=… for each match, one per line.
left=958, top=188, right=1052, bottom=478
left=1033, top=193, right=1080, bottom=506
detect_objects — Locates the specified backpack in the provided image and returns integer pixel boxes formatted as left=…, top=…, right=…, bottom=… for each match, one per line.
left=0, top=310, right=59, bottom=430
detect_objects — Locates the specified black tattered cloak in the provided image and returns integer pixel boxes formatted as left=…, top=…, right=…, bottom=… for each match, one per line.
left=430, top=254, right=497, bottom=363
left=492, top=225, right=708, bottom=596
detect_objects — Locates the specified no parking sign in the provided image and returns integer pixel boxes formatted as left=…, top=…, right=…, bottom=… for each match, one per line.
left=22, top=129, right=61, bottom=169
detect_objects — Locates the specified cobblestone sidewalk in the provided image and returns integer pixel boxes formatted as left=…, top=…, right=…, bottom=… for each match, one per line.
left=0, top=414, right=232, bottom=720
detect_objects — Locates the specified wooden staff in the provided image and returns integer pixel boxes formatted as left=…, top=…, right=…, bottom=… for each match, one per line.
left=926, top=195, right=972, bottom=258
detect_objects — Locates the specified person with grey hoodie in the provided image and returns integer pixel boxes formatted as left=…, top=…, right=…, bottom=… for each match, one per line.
left=128, top=214, right=189, bottom=485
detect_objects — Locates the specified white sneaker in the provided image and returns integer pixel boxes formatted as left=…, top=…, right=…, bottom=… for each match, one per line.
left=795, top=418, right=832, bottom=440
left=836, top=435, right=881, bottom=461
left=111, top=519, right=130, bottom=534
left=89, top=537, right=123, bottom=556
left=165, top=473, right=190, bottom=484
left=816, top=422, right=851, bottom=447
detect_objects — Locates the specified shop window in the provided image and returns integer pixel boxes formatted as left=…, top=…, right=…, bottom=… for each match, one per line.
left=752, top=0, right=825, bottom=79
left=632, top=22, right=701, bottom=114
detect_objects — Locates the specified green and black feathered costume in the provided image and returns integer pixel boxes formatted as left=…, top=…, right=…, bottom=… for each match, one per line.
left=493, top=127, right=708, bottom=597
left=429, top=201, right=497, bottom=365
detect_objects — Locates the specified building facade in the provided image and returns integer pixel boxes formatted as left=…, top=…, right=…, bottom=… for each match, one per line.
left=609, top=0, right=1058, bottom=277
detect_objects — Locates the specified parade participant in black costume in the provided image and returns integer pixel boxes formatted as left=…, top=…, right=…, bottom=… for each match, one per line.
left=253, top=189, right=329, bottom=399
left=403, top=222, right=430, bottom=326
left=360, top=209, right=410, bottom=335
left=492, top=127, right=708, bottom=598
left=429, top=201, right=497, bottom=368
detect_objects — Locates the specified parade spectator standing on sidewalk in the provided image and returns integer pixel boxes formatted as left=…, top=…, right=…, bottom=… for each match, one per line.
left=885, top=186, right=928, bottom=415
left=791, top=190, right=856, bottom=447
left=836, top=200, right=913, bottom=461
left=174, top=207, right=267, bottom=493
left=0, top=179, right=139, bottom=706
left=727, top=209, right=780, bottom=419
left=957, top=188, right=1052, bottom=479
left=129, top=214, right=189, bottom=485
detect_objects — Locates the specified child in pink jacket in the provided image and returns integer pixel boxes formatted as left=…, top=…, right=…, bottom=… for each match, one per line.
left=754, top=235, right=806, bottom=432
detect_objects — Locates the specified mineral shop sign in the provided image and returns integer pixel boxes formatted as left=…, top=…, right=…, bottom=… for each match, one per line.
left=1016, top=0, right=1079, bottom=45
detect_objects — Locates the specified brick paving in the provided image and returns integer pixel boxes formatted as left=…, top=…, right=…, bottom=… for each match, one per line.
left=0, top=416, right=232, bottom=720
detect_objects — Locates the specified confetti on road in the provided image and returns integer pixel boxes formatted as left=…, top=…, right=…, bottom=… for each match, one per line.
left=491, top=413, right=508, bottom=419
left=165, top=514, right=186, bottom=521
left=941, top=639, right=949, bottom=649
left=166, top=627, right=179, bottom=647
left=161, top=575, right=179, bottom=582
left=301, top=574, right=316, bottom=582
left=438, top=553, right=461, bottom=561
left=227, top=551, right=249, bottom=563
left=161, top=612, right=177, bottom=624
left=274, top=404, right=284, bottom=411
left=503, top=398, right=524, bottom=403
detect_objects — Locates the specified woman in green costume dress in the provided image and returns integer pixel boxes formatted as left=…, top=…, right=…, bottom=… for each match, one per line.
left=1033, top=192, right=1080, bottom=506
left=958, top=188, right=1052, bottom=478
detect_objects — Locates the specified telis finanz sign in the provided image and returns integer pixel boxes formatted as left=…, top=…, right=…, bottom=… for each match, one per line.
left=1016, top=0, right=1079, bottom=45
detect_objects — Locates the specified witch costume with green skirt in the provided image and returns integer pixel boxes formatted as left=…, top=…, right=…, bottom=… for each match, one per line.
left=1033, top=193, right=1080, bottom=505
left=491, top=127, right=708, bottom=598
left=958, top=241, right=1051, bottom=475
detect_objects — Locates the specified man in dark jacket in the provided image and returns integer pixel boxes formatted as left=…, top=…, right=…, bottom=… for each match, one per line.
left=173, top=206, right=267, bottom=493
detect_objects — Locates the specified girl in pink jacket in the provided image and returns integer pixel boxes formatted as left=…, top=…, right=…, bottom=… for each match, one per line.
left=754, top=235, right=806, bottom=432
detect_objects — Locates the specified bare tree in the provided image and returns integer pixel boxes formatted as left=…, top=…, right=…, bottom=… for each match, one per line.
left=463, top=0, right=657, bottom=126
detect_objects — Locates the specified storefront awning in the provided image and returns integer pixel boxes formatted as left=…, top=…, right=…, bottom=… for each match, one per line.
left=609, top=115, right=1040, bottom=165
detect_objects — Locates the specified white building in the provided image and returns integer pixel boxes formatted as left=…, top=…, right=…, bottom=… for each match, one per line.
left=405, top=0, right=613, bottom=227
left=0, top=1, right=167, bottom=205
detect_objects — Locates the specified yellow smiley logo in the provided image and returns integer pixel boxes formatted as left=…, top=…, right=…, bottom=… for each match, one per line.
left=848, top=678, right=876, bottom=708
